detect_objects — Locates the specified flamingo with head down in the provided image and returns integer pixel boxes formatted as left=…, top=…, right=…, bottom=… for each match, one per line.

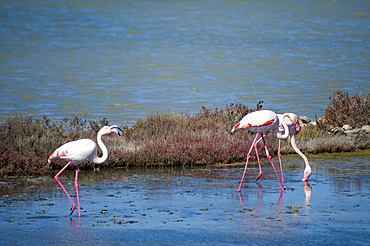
left=48, top=125, right=123, bottom=217
left=276, top=113, right=311, bottom=183
left=231, top=110, right=311, bottom=192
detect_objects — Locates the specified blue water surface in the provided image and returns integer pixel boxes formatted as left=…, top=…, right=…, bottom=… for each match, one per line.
left=0, top=0, right=369, bottom=124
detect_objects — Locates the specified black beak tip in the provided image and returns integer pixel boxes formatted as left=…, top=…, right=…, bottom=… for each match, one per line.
left=117, top=127, right=123, bottom=136
left=110, top=125, right=124, bottom=136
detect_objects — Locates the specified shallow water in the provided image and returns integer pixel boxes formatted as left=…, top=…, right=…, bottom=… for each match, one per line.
left=0, top=152, right=369, bottom=245
left=1, top=0, right=369, bottom=124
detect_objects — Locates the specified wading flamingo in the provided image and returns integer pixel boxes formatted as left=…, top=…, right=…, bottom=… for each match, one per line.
left=276, top=113, right=311, bottom=183
left=253, top=113, right=312, bottom=185
left=48, top=125, right=123, bottom=217
left=231, top=110, right=305, bottom=192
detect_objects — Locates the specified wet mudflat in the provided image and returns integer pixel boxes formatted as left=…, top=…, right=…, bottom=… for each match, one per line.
left=0, top=152, right=369, bottom=245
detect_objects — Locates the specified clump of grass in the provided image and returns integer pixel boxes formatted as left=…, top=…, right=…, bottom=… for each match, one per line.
left=324, top=90, right=369, bottom=128
left=295, top=124, right=327, bottom=141
left=296, top=132, right=370, bottom=154
left=111, top=103, right=260, bottom=167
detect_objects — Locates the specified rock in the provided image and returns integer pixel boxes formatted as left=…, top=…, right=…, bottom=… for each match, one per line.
left=299, top=116, right=311, bottom=124
left=316, top=116, right=327, bottom=126
left=344, top=128, right=363, bottom=135
left=342, top=125, right=353, bottom=131
left=361, top=125, right=370, bottom=133
left=330, top=127, right=345, bottom=135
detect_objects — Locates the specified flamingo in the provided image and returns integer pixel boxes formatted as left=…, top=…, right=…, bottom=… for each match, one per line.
left=48, top=125, right=123, bottom=217
left=253, top=113, right=312, bottom=185
left=231, top=110, right=309, bottom=192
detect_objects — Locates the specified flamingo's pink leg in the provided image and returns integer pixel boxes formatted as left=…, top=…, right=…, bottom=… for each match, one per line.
left=75, top=164, right=80, bottom=217
left=238, top=132, right=260, bottom=192
left=254, top=143, right=262, bottom=181
left=254, top=132, right=270, bottom=181
left=261, top=135, right=284, bottom=191
left=54, top=161, right=76, bottom=215
left=278, top=139, right=284, bottom=184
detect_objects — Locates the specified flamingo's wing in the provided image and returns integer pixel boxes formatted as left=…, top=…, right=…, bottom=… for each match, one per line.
left=49, top=139, right=97, bottom=163
left=232, top=110, right=278, bottom=132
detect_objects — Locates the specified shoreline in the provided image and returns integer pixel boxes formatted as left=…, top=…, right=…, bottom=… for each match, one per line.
left=1, top=139, right=369, bottom=180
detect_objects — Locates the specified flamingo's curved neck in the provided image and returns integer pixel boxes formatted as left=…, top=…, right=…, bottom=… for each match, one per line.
left=276, top=113, right=289, bottom=139
left=290, top=134, right=309, bottom=168
left=93, top=131, right=109, bottom=164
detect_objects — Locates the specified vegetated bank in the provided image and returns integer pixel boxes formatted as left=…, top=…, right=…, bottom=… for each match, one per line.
left=0, top=90, right=369, bottom=177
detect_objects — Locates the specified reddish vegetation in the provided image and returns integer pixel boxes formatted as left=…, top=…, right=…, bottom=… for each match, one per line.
left=112, top=103, right=256, bottom=167
left=324, top=90, right=369, bottom=128
left=0, top=92, right=369, bottom=177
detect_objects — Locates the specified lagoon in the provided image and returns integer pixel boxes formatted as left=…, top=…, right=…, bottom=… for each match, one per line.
left=1, top=0, right=369, bottom=124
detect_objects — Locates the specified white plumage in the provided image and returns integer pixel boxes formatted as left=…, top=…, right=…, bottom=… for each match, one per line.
left=51, top=139, right=97, bottom=164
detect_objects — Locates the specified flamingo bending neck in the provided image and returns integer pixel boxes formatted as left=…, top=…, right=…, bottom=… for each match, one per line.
left=290, top=134, right=311, bottom=181
left=93, top=128, right=110, bottom=164
left=276, top=113, right=297, bottom=139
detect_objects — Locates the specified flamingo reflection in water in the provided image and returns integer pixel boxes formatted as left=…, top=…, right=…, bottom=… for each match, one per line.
left=238, top=182, right=312, bottom=219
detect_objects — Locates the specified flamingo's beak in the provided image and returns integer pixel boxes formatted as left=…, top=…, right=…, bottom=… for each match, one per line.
left=110, top=125, right=123, bottom=136
left=302, top=174, right=311, bottom=181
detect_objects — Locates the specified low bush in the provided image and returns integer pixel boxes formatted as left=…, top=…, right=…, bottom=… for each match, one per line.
left=0, top=91, right=368, bottom=177
left=111, top=102, right=259, bottom=167
left=324, top=90, right=369, bottom=128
